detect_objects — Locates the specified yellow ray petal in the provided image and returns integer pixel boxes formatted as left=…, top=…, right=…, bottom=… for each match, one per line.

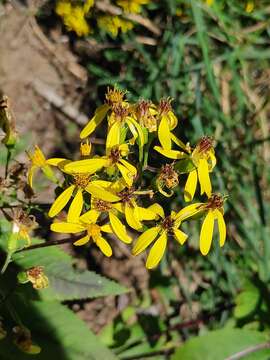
left=158, top=116, right=171, bottom=150
left=119, top=159, right=137, bottom=177
left=167, top=111, right=178, bottom=130
left=46, top=158, right=68, bottom=167
left=48, top=185, right=75, bottom=218
left=216, top=209, right=226, bottom=247
left=28, top=165, right=37, bottom=188
left=119, top=143, right=129, bottom=156
left=198, top=158, right=212, bottom=197
left=79, top=209, right=100, bottom=223
left=146, top=231, right=167, bottom=269
left=64, top=158, right=108, bottom=174
left=85, top=183, right=120, bottom=202
left=95, top=236, right=113, bottom=257
left=184, top=169, right=198, bottom=202
left=173, top=228, right=188, bottom=245
left=51, top=222, right=85, bottom=233
left=109, top=212, right=132, bottom=244
left=74, top=235, right=90, bottom=246
left=125, top=203, right=142, bottom=230
left=171, top=133, right=188, bottom=151
left=101, top=224, right=113, bottom=233
left=67, top=188, right=83, bottom=223
left=126, top=117, right=145, bottom=146
left=147, top=203, right=165, bottom=219
left=116, top=163, right=134, bottom=187
left=136, top=206, right=157, bottom=221
left=106, top=121, right=121, bottom=151
left=175, top=203, right=204, bottom=221
left=132, top=226, right=161, bottom=255
left=112, top=202, right=124, bottom=213
left=200, top=211, right=215, bottom=255
left=80, top=104, right=109, bottom=139
left=154, top=146, right=184, bottom=160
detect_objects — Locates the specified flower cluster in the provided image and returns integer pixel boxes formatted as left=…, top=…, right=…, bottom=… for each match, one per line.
left=55, top=0, right=150, bottom=37
left=28, top=86, right=227, bottom=269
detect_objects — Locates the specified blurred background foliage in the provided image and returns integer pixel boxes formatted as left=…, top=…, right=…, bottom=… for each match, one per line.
left=1, top=0, right=270, bottom=359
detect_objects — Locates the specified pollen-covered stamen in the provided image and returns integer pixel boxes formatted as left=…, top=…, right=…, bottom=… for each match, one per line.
left=158, top=98, right=172, bottom=116
left=109, top=146, right=121, bottom=164
left=93, top=199, right=112, bottom=212
left=73, top=174, right=91, bottom=189
left=197, top=136, right=213, bottom=154
left=118, top=187, right=135, bottom=204
left=112, top=103, right=129, bottom=121
left=205, top=194, right=224, bottom=210
left=161, top=216, right=174, bottom=233
left=158, top=164, right=179, bottom=189
left=105, top=87, right=126, bottom=107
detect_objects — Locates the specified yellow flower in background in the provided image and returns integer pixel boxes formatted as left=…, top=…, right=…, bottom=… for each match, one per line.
left=245, top=1, right=254, bottom=13
left=97, top=15, right=133, bottom=37
left=205, top=0, right=214, bottom=5
left=27, top=145, right=58, bottom=188
left=51, top=212, right=114, bottom=256
left=56, top=0, right=93, bottom=36
left=184, top=136, right=216, bottom=202
left=132, top=206, right=188, bottom=269
left=117, top=0, right=150, bottom=14
left=64, top=144, right=137, bottom=187
left=177, top=194, right=226, bottom=255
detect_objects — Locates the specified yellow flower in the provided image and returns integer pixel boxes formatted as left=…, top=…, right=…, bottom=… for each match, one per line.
left=97, top=15, right=133, bottom=37
left=27, top=146, right=58, bottom=188
left=80, top=139, right=92, bottom=157
left=80, top=86, right=144, bottom=154
left=51, top=212, right=114, bottom=256
left=48, top=171, right=120, bottom=220
left=132, top=206, right=188, bottom=269
left=155, top=136, right=216, bottom=201
left=156, top=163, right=179, bottom=197
left=56, top=1, right=92, bottom=36
left=117, top=0, right=150, bottom=14
left=245, top=1, right=254, bottom=12
left=184, top=137, right=216, bottom=201
left=26, top=266, right=49, bottom=290
left=134, top=100, right=157, bottom=132
left=205, top=0, right=214, bottom=5
left=64, top=144, right=137, bottom=187
left=156, top=98, right=179, bottom=150
left=89, top=179, right=160, bottom=231
left=12, top=209, right=38, bottom=246
left=177, top=194, right=226, bottom=255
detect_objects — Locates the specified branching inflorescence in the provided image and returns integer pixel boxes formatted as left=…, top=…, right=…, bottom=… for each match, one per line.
left=28, top=86, right=227, bottom=269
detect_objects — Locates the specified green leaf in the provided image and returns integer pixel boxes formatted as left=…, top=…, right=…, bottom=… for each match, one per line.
left=234, top=282, right=260, bottom=319
left=0, top=300, right=118, bottom=360
left=0, top=220, right=127, bottom=301
left=171, top=329, right=270, bottom=360
left=13, top=245, right=128, bottom=301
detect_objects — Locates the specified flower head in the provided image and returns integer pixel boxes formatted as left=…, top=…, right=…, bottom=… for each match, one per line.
left=27, top=146, right=58, bottom=188
left=51, top=212, right=115, bottom=256
left=132, top=205, right=187, bottom=269
left=117, top=0, right=150, bottom=14
left=177, top=193, right=226, bottom=255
